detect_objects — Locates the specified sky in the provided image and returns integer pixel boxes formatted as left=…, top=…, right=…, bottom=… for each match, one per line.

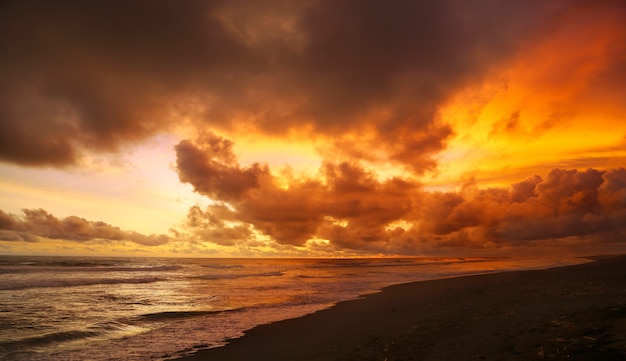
left=1, top=0, right=626, bottom=258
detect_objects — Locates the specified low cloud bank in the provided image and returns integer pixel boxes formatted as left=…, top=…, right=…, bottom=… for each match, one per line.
left=0, top=208, right=169, bottom=246
left=177, top=134, right=626, bottom=255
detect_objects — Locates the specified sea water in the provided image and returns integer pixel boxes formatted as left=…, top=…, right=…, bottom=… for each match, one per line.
left=0, top=256, right=588, bottom=360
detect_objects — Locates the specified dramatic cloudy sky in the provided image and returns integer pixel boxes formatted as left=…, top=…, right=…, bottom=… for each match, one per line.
left=1, top=0, right=625, bottom=257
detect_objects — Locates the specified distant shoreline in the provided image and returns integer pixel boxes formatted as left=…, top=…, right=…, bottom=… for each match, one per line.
left=179, top=255, right=626, bottom=361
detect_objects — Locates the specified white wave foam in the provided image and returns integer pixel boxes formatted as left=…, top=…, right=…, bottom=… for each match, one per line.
left=0, top=276, right=162, bottom=290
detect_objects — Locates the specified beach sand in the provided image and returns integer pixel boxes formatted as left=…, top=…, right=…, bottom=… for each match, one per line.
left=179, top=256, right=626, bottom=361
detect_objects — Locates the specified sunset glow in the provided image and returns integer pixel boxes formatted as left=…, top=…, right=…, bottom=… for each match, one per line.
left=1, top=0, right=625, bottom=257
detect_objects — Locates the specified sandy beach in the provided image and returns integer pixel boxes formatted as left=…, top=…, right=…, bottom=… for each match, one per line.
left=179, top=256, right=626, bottom=361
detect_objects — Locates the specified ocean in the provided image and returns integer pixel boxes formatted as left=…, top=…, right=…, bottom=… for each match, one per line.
left=0, top=256, right=589, bottom=360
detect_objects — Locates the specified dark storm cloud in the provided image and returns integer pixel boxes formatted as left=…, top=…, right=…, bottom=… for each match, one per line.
left=1, top=0, right=567, bottom=169
left=0, top=208, right=170, bottom=245
left=0, top=0, right=251, bottom=166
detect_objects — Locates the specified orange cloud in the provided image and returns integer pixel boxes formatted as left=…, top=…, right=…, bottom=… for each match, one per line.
left=0, top=208, right=170, bottom=246
left=176, top=133, right=419, bottom=248
left=176, top=133, right=626, bottom=255
left=408, top=168, right=626, bottom=254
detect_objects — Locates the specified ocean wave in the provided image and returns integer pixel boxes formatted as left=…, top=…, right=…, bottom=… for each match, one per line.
left=194, top=271, right=284, bottom=281
left=200, top=264, right=245, bottom=269
left=0, top=321, right=146, bottom=351
left=306, top=257, right=502, bottom=269
left=138, top=310, right=235, bottom=321
left=0, top=330, right=99, bottom=349
left=0, top=264, right=182, bottom=275
left=0, top=276, right=162, bottom=291
left=305, top=259, right=424, bottom=269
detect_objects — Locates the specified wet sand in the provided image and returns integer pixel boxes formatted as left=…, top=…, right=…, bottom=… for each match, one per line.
left=179, top=255, right=626, bottom=361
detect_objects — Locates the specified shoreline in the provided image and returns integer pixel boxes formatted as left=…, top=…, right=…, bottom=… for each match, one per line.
left=178, top=255, right=626, bottom=361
